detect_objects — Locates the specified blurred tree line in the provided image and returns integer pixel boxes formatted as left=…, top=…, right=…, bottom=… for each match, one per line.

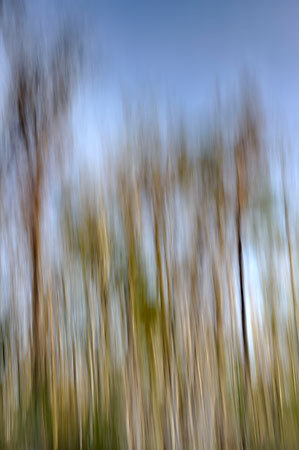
left=0, top=1, right=298, bottom=449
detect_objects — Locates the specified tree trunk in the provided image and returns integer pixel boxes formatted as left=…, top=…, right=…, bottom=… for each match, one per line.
left=236, top=151, right=250, bottom=450
left=283, top=183, right=299, bottom=355
left=31, top=152, right=42, bottom=387
left=236, top=153, right=250, bottom=382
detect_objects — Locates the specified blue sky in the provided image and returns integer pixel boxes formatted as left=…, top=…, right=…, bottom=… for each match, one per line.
left=4, top=0, right=299, bottom=175
left=81, top=0, right=299, bottom=117
left=66, top=0, right=299, bottom=169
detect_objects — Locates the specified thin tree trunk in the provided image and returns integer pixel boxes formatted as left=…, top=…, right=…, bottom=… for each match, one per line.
left=283, top=182, right=299, bottom=355
left=213, top=260, right=224, bottom=450
left=31, top=152, right=42, bottom=388
left=236, top=193, right=250, bottom=379
left=236, top=150, right=250, bottom=449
